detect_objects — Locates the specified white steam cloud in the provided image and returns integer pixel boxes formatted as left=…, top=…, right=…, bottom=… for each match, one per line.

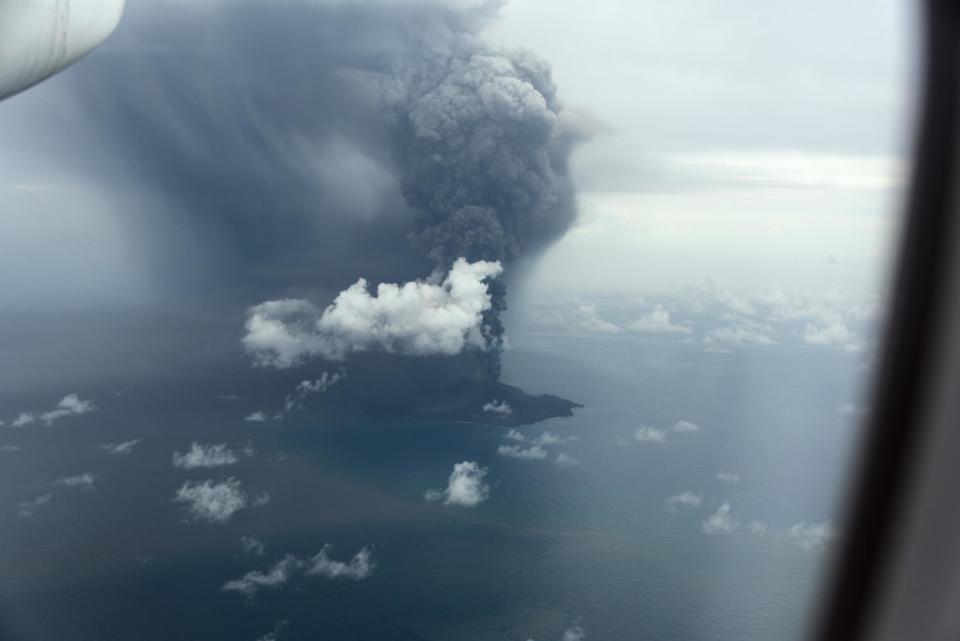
left=243, top=259, right=503, bottom=368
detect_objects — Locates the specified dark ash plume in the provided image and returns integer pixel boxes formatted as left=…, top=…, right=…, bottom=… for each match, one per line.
left=382, top=34, right=580, bottom=376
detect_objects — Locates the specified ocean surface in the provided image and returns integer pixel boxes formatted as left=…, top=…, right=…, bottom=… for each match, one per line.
left=0, top=318, right=867, bottom=641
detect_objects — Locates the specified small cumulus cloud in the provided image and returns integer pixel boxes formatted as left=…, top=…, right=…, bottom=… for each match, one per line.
left=672, top=420, right=699, bottom=433
left=39, top=394, right=97, bottom=425
left=55, top=473, right=96, bottom=490
left=282, top=370, right=345, bottom=414
left=562, top=620, right=588, bottom=641
left=425, top=461, right=490, bottom=507
left=571, top=304, right=621, bottom=333
left=100, top=439, right=141, bottom=455
left=634, top=426, right=666, bottom=443
left=554, top=452, right=581, bottom=467
left=1, top=444, right=22, bottom=452
left=172, top=442, right=239, bottom=469
left=255, top=620, right=290, bottom=641
left=716, top=468, right=740, bottom=485
left=8, top=394, right=96, bottom=428
left=497, top=443, right=548, bottom=460
left=11, top=412, right=36, bottom=427
left=304, top=544, right=375, bottom=579
left=704, top=322, right=775, bottom=349
left=173, top=478, right=262, bottom=524
left=245, top=411, right=269, bottom=422
left=702, top=502, right=739, bottom=534
left=627, top=305, right=691, bottom=334
left=223, top=545, right=375, bottom=599
left=534, top=431, right=576, bottom=446
left=667, top=491, right=703, bottom=509
left=503, top=428, right=526, bottom=441
left=483, top=399, right=512, bottom=417
left=788, top=521, right=837, bottom=550
left=222, top=555, right=302, bottom=598
left=803, top=317, right=861, bottom=351
left=243, top=259, right=503, bottom=367
left=18, top=493, right=52, bottom=517
left=240, top=536, right=266, bottom=557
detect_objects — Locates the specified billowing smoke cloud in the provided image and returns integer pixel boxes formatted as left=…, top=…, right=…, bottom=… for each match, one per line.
left=383, top=36, right=577, bottom=266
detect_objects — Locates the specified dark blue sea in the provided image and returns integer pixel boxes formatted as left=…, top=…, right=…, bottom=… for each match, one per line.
left=0, top=312, right=865, bottom=641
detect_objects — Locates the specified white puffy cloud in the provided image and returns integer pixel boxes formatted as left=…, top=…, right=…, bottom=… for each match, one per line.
left=704, top=321, right=775, bottom=348
left=803, top=316, right=857, bottom=348
left=11, top=412, right=35, bottom=427
left=667, top=491, right=703, bottom=509
left=100, top=439, right=141, bottom=455
left=223, top=545, right=375, bottom=599
left=245, top=411, right=269, bottom=422
left=554, top=452, right=581, bottom=467
left=8, top=394, right=97, bottom=428
left=483, top=399, right=512, bottom=416
left=240, top=536, right=266, bottom=557
left=39, top=394, right=96, bottom=425
left=172, top=442, right=239, bottom=469
left=788, top=521, right=837, bottom=550
left=222, top=555, right=301, bottom=598
left=562, top=622, right=587, bottom=641
left=255, top=620, right=290, bottom=641
left=18, top=493, right=52, bottom=517
left=497, top=443, right=548, bottom=460
left=173, top=478, right=259, bottom=523
left=679, top=280, right=756, bottom=317
left=716, top=468, right=740, bottom=485
left=571, top=304, right=621, bottom=333
left=634, top=426, right=666, bottom=443
left=425, top=461, right=490, bottom=507
left=702, top=502, right=738, bottom=534
left=55, top=473, right=96, bottom=490
left=243, top=259, right=503, bottom=368
left=534, top=431, right=576, bottom=446
left=304, top=544, right=375, bottom=579
left=673, top=420, right=699, bottom=433
left=627, top=305, right=691, bottom=333
left=503, top=428, right=526, bottom=441
left=283, top=370, right=345, bottom=413
left=1, top=444, right=22, bottom=452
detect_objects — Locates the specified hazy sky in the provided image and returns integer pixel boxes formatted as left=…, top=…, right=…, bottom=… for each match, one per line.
left=488, top=0, right=918, bottom=298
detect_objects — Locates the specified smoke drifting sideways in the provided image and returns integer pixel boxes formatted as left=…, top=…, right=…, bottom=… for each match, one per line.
left=244, top=1, right=581, bottom=382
